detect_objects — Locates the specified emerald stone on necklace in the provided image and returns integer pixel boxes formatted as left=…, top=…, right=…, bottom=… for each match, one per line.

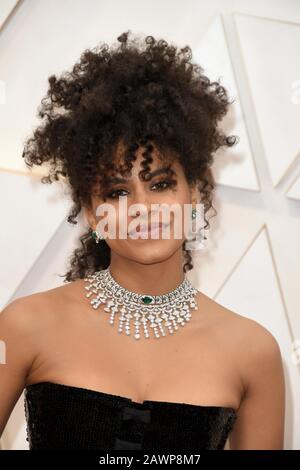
left=141, top=295, right=153, bottom=305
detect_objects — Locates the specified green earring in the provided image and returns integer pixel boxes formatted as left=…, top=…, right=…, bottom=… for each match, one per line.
left=91, top=229, right=104, bottom=243
left=191, top=208, right=197, bottom=220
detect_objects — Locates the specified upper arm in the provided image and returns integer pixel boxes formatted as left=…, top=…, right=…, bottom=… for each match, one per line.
left=0, top=297, right=39, bottom=438
left=229, top=322, right=285, bottom=450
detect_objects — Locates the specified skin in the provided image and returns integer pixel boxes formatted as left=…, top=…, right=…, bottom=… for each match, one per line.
left=0, top=145, right=285, bottom=449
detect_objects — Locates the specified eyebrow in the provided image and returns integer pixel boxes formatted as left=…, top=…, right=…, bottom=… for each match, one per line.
left=106, top=166, right=175, bottom=184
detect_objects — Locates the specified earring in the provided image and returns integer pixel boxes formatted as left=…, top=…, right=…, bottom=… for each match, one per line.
left=91, top=229, right=104, bottom=243
left=191, top=205, right=208, bottom=240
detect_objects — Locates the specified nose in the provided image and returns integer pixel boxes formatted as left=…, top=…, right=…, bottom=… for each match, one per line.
left=129, top=186, right=152, bottom=217
left=128, top=191, right=163, bottom=237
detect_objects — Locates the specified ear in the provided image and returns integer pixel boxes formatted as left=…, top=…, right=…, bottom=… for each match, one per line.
left=190, top=182, right=199, bottom=204
left=83, top=205, right=97, bottom=230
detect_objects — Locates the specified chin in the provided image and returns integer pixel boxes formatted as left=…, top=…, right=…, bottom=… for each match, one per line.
left=123, top=238, right=183, bottom=264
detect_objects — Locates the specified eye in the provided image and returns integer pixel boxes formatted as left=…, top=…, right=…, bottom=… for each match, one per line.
left=106, top=188, right=128, bottom=199
left=105, top=179, right=176, bottom=199
left=151, top=180, right=173, bottom=191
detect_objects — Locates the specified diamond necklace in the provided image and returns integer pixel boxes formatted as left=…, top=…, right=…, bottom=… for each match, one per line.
left=84, top=266, right=199, bottom=340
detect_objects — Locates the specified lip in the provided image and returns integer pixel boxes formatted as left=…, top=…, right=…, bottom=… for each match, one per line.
left=129, top=222, right=170, bottom=236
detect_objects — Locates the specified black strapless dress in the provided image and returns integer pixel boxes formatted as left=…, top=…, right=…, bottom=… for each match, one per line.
left=23, top=382, right=237, bottom=450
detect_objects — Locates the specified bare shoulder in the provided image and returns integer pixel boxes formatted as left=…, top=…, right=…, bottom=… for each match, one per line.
left=0, top=292, right=46, bottom=333
left=200, top=293, right=279, bottom=350
left=197, top=290, right=283, bottom=370
left=0, top=278, right=86, bottom=329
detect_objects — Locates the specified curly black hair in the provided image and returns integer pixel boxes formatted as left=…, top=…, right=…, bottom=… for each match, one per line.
left=22, top=30, right=238, bottom=282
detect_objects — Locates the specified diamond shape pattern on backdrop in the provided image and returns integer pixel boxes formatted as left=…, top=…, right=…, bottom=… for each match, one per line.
left=192, top=15, right=259, bottom=191
left=0, top=171, right=71, bottom=309
left=0, top=0, right=300, bottom=451
left=0, top=0, right=20, bottom=32
left=286, top=173, right=300, bottom=200
left=235, top=13, right=300, bottom=187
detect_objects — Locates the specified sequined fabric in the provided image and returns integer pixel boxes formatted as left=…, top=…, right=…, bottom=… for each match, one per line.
left=23, top=382, right=237, bottom=450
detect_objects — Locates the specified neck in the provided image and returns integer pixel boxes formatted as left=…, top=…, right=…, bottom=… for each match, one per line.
left=108, top=248, right=185, bottom=296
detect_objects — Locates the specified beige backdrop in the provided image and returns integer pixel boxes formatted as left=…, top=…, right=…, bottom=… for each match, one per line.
left=0, top=0, right=300, bottom=450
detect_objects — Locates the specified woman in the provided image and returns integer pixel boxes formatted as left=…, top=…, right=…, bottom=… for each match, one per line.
left=0, top=31, right=285, bottom=450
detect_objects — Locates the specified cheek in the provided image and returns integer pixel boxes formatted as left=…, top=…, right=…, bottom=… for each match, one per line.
left=150, top=185, right=192, bottom=220
left=92, top=199, right=120, bottom=230
left=167, top=187, right=192, bottom=225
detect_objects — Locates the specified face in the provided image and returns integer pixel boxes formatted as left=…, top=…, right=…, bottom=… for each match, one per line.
left=85, top=142, right=198, bottom=266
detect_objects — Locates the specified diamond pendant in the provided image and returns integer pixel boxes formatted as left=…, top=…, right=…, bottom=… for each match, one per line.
left=84, top=266, right=199, bottom=340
